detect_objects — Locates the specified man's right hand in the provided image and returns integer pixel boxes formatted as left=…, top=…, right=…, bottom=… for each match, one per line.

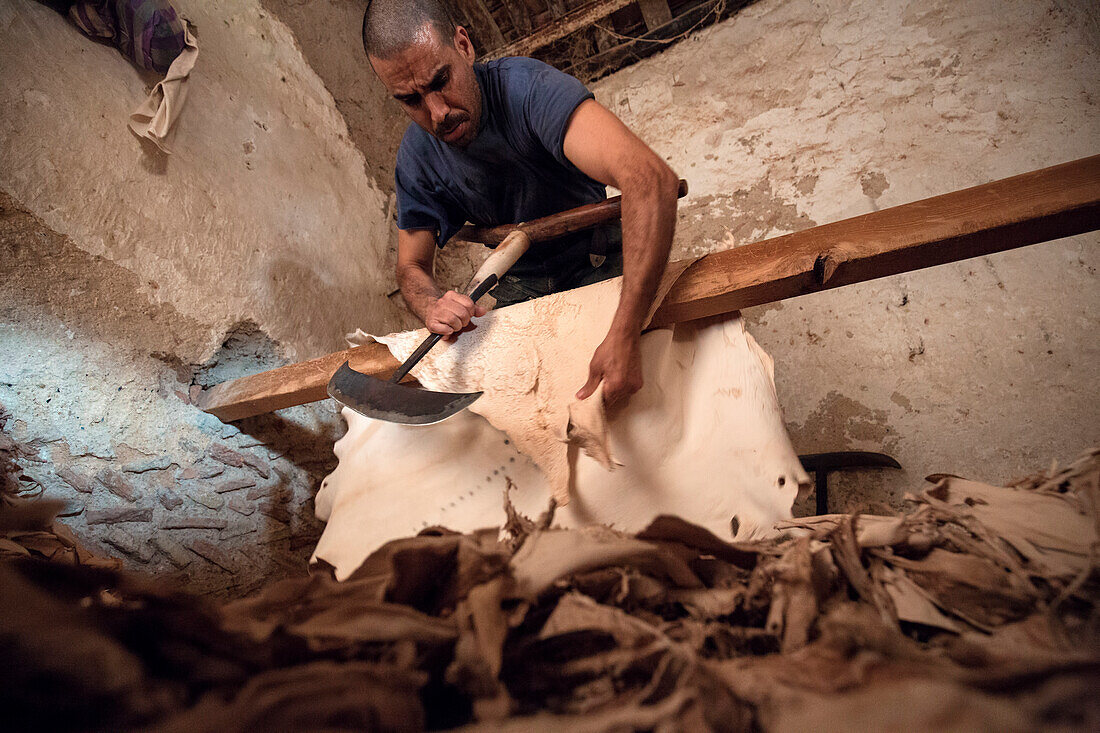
left=396, top=229, right=487, bottom=341
left=425, top=290, right=487, bottom=341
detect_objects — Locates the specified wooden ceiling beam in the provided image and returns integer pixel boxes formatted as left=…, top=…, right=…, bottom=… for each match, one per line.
left=637, top=0, right=673, bottom=30
left=567, top=0, right=744, bottom=80
left=484, top=0, right=637, bottom=59
left=454, top=0, right=505, bottom=51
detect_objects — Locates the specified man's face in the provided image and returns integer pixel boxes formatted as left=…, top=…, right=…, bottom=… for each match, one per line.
left=370, top=24, right=482, bottom=148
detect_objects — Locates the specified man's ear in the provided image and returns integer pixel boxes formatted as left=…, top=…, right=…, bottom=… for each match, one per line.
left=453, top=25, right=476, bottom=63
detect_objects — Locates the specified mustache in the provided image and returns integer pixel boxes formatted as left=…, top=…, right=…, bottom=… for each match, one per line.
left=434, top=112, right=469, bottom=137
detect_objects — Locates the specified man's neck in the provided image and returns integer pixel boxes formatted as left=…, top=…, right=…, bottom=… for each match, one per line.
left=459, top=63, right=486, bottom=148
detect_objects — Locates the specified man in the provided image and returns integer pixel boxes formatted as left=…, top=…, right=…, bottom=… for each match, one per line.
left=363, top=0, right=680, bottom=407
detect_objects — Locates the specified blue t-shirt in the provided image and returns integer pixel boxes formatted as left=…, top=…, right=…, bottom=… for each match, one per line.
left=394, top=57, right=608, bottom=276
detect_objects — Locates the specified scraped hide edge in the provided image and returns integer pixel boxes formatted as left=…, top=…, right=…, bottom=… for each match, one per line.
left=313, top=278, right=809, bottom=580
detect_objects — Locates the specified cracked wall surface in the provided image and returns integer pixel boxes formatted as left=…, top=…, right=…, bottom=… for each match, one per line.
left=591, top=0, right=1099, bottom=511
left=0, top=0, right=408, bottom=594
left=1, top=0, right=406, bottom=361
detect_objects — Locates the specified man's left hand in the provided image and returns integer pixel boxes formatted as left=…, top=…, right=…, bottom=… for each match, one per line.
left=576, top=330, right=643, bottom=407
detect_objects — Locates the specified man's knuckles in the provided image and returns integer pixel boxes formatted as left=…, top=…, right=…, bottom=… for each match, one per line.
left=441, top=291, right=475, bottom=310
left=438, top=301, right=475, bottom=321
left=430, top=301, right=472, bottom=324
left=429, top=306, right=463, bottom=327
left=438, top=307, right=466, bottom=324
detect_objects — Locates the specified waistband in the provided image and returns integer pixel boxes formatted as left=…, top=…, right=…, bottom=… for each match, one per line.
left=505, top=222, right=623, bottom=278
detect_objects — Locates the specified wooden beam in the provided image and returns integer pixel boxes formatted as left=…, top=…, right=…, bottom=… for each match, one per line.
left=485, top=0, right=637, bottom=59
left=451, top=179, right=689, bottom=246
left=637, top=0, right=673, bottom=30
left=454, top=0, right=506, bottom=52
left=197, top=156, right=1100, bottom=422
left=649, top=155, right=1100, bottom=327
left=572, top=0, right=752, bottom=81
left=196, top=343, right=401, bottom=423
left=568, top=0, right=744, bottom=80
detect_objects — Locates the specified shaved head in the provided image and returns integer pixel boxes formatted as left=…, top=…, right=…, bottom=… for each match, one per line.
left=362, top=0, right=457, bottom=58
left=364, top=0, right=482, bottom=147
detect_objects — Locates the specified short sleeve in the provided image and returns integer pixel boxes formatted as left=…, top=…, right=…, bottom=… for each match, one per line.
left=394, top=164, right=442, bottom=238
left=394, top=128, right=472, bottom=247
left=521, top=63, right=595, bottom=169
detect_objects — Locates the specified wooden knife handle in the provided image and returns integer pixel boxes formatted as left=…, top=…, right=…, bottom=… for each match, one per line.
left=466, top=230, right=531, bottom=296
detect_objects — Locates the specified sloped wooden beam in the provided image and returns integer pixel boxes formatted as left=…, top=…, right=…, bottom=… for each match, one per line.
left=451, top=179, right=689, bottom=246
left=648, top=155, right=1100, bottom=327
left=196, top=342, right=403, bottom=423
left=197, top=155, right=1100, bottom=422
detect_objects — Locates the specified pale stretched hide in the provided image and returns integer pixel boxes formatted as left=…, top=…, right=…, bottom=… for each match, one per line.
left=313, top=279, right=809, bottom=580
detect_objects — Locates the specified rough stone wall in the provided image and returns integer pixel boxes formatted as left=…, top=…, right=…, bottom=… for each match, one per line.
left=1, top=0, right=407, bottom=359
left=591, top=0, right=1100, bottom=512
left=256, top=0, right=486, bottom=312
left=259, top=0, right=406, bottom=196
left=0, top=0, right=408, bottom=594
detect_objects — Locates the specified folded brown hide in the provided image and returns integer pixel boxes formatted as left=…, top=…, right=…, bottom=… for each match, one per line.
left=2, top=445, right=1098, bottom=731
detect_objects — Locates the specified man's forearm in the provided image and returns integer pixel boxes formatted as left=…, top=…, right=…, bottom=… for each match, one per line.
left=397, top=264, right=444, bottom=323
left=611, top=163, right=679, bottom=335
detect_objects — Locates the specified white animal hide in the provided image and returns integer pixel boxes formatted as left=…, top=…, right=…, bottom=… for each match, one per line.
left=313, top=279, right=809, bottom=580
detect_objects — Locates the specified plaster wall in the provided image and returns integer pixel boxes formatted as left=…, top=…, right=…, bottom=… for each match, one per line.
left=257, top=0, right=481, bottom=316
left=259, top=0, right=406, bottom=196
left=1, top=0, right=405, bottom=361
left=590, top=0, right=1100, bottom=511
left=0, top=0, right=405, bottom=593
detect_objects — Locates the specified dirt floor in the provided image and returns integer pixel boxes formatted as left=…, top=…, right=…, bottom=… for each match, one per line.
left=0, top=0, right=416, bottom=594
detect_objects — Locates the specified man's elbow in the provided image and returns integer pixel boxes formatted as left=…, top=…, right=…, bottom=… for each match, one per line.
left=395, top=261, right=425, bottom=291
left=395, top=263, right=409, bottom=289
left=655, top=160, right=680, bottom=204
left=625, top=154, right=679, bottom=203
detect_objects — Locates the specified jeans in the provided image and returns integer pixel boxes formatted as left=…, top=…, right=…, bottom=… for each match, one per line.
left=489, top=249, right=624, bottom=308
left=489, top=221, right=624, bottom=308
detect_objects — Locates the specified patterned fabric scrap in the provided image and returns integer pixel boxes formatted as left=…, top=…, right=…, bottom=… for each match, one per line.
left=68, top=1, right=115, bottom=40
left=68, top=0, right=187, bottom=73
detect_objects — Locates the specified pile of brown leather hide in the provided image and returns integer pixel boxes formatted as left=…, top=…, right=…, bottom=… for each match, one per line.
left=2, top=447, right=1098, bottom=732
